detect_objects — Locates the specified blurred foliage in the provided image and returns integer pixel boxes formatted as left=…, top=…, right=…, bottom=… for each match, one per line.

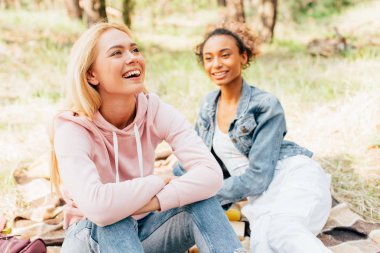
left=0, top=0, right=59, bottom=10
left=107, top=0, right=215, bottom=15
left=288, top=0, right=365, bottom=21
left=135, top=0, right=215, bottom=13
left=1, top=0, right=366, bottom=27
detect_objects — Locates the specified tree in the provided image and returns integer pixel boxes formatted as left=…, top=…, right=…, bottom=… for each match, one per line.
left=217, top=0, right=226, bottom=7
left=226, top=0, right=245, bottom=23
left=122, top=0, right=135, bottom=28
left=63, top=0, right=136, bottom=28
left=64, top=0, right=82, bottom=20
left=82, top=0, right=107, bottom=26
left=257, top=0, right=277, bottom=42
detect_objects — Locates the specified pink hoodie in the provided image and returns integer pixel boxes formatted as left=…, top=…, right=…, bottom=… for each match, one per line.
left=54, top=93, right=223, bottom=228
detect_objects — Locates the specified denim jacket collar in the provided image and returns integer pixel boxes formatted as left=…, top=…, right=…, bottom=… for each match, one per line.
left=236, top=80, right=251, bottom=119
left=205, top=89, right=219, bottom=116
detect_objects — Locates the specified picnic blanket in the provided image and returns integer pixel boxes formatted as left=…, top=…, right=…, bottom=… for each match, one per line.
left=8, top=151, right=380, bottom=253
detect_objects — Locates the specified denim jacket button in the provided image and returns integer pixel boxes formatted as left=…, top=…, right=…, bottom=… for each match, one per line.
left=242, top=127, right=247, bottom=133
left=232, top=138, right=237, bottom=143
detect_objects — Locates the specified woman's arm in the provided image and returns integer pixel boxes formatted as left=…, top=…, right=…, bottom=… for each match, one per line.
left=132, top=173, right=175, bottom=215
left=152, top=99, right=223, bottom=212
left=55, top=120, right=166, bottom=227
left=216, top=95, right=286, bottom=205
left=132, top=196, right=161, bottom=215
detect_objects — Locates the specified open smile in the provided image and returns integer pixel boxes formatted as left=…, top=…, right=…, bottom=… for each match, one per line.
left=211, top=70, right=229, bottom=79
left=123, top=69, right=142, bottom=79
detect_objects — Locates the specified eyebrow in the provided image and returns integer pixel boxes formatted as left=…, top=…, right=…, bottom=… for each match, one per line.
left=106, top=42, right=137, bottom=53
left=204, top=48, right=231, bottom=54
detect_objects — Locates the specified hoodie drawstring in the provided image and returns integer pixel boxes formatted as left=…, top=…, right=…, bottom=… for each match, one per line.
left=134, top=123, right=144, bottom=178
left=112, top=132, right=120, bottom=183
left=112, top=123, right=144, bottom=183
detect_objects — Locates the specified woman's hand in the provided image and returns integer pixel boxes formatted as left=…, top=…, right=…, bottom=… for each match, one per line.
left=132, top=168, right=178, bottom=215
left=132, top=173, right=177, bottom=215
left=132, top=196, right=161, bottom=215
left=157, top=173, right=176, bottom=185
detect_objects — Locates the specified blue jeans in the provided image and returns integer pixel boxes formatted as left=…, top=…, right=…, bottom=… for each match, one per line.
left=61, top=197, right=242, bottom=253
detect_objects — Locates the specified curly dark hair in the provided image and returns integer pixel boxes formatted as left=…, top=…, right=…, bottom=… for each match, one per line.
left=195, top=21, right=260, bottom=68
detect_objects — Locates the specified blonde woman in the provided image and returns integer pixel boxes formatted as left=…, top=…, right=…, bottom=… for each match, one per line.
left=51, top=22, right=241, bottom=253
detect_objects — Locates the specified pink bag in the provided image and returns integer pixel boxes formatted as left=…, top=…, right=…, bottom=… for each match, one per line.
left=0, top=236, right=46, bottom=253
left=0, top=215, right=46, bottom=253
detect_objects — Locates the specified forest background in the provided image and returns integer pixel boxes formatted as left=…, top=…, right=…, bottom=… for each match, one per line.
left=0, top=0, right=379, bottom=223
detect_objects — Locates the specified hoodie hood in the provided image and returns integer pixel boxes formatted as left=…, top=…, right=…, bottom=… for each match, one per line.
left=58, top=92, right=152, bottom=135
left=92, top=92, right=150, bottom=136
left=56, top=92, right=159, bottom=183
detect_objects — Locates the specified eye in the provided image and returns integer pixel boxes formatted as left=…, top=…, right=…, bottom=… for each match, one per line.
left=131, top=47, right=140, bottom=54
left=110, top=50, right=122, bottom=56
left=222, top=53, right=230, bottom=58
left=204, top=56, right=212, bottom=62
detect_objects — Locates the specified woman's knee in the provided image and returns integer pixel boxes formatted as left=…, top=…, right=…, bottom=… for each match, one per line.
left=91, top=216, right=138, bottom=241
left=266, top=216, right=314, bottom=247
left=185, top=197, right=221, bottom=212
left=61, top=220, right=97, bottom=253
left=266, top=217, right=331, bottom=253
left=96, top=216, right=137, bottom=231
left=92, top=217, right=144, bottom=252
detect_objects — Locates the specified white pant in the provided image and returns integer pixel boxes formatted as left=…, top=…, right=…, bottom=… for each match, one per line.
left=242, top=155, right=332, bottom=253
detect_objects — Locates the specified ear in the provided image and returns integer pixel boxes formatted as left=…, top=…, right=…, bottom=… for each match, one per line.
left=86, top=69, right=99, bottom=86
left=241, top=51, right=248, bottom=65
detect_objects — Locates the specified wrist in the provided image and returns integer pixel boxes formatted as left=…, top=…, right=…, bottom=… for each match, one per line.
left=153, top=196, right=161, bottom=211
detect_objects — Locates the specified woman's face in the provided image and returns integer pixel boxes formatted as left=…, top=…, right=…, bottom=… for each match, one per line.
left=87, top=28, right=145, bottom=98
left=202, top=34, right=247, bottom=87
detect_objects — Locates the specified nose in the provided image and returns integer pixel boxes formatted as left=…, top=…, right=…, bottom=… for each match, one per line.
left=124, top=51, right=138, bottom=64
left=212, top=57, right=222, bottom=68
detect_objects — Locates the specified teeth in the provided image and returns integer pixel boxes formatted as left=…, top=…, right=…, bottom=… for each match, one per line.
left=124, top=70, right=141, bottom=78
left=213, top=71, right=227, bottom=77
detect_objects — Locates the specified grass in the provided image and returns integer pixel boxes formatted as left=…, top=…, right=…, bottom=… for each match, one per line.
left=0, top=169, right=19, bottom=220
left=321, top=155, right=380, bottom=221
left=0, top=1, right=379, bottom=222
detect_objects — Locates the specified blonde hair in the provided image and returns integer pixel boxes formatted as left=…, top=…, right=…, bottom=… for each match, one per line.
left=50, top=22, right=134, bottom=194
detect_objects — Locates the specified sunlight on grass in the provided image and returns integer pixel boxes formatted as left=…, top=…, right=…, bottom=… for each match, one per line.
left=321, top=156, right=380, bottom=221
left=0, top=1, right=379, bottom=221
left=0, top=9, right=84, bottom=32
left=0, top=169, right=18, bottom=219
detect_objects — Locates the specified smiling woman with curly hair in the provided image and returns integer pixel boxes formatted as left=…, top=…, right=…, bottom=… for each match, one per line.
left=175, top=21, right=332, bottom=253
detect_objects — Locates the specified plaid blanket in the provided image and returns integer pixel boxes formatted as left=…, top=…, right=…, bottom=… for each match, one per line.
left=8, top=152, right=380, bottom=253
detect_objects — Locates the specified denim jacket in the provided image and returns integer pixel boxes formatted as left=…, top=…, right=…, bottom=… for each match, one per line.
left=175, top=80, right=312, bottom=206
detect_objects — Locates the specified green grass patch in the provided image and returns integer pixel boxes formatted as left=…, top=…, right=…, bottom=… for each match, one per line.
left=289, top=0, right=365, bottom=22
left=0, top=169, right=18, bottom=219
left=271, top=39, right=306, bottom=54
left=321, top=156, right=380, bottom=221
left=345, top=46, right=380, bottom=61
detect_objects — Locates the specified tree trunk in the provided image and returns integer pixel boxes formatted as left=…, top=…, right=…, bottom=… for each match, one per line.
left=1, top=0, right=21, bottom=9
left=226, top=0, right=245, bottom=23
left=257, top=0, right=277, bottom=42
left=64, top=0, right=82, bottom=20
left=82, top=0, right=107, bottom=27
left=217, top=0, right=226, bottom=7
left=122, top=0, right=135, bottom=28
